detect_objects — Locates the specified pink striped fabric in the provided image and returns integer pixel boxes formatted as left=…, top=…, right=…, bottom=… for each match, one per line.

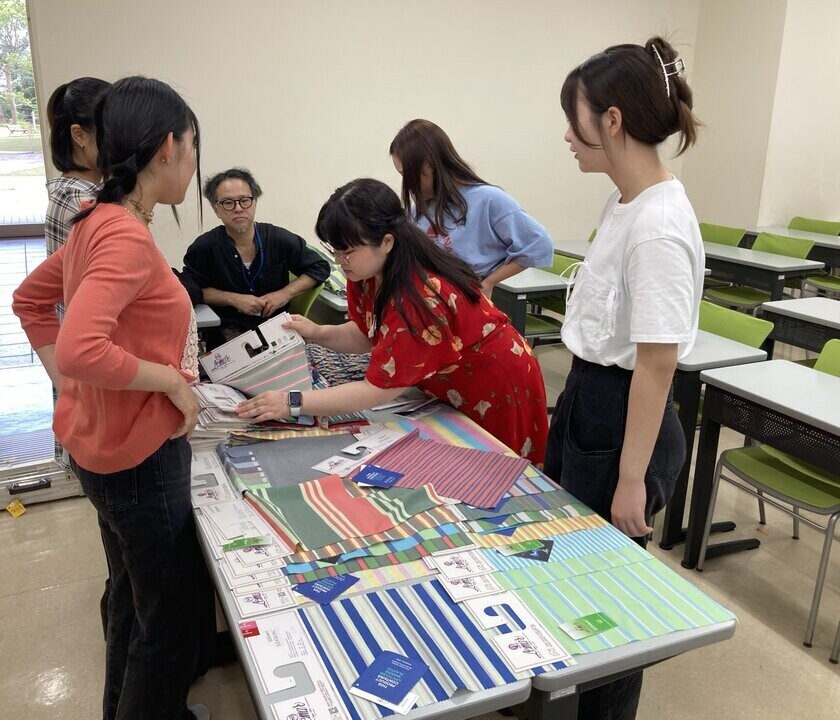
left=354, top=429, right=530, bottom=509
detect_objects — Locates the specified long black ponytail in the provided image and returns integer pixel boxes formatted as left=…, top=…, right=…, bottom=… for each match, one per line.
left=74, top=76, right=202, bottom=225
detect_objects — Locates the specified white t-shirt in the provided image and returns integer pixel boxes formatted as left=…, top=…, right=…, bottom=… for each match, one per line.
left=561, top=178, right=705, bottom=370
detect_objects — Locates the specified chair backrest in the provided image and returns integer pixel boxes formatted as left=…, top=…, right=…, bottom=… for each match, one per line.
left=549, top=252, right=579, bottom=276
left=788, top=216, right=840, bottom=236
left=587, top=228, right=597, bottom=242
left=814, top=339, right=840, bottom=378
left=752, top=231, right=814, bottom=259
left=288, top=274, right=323, bottom=317
left=699, top=222, right=745, bottom=247
left=698, top=300, right=773, bottom=348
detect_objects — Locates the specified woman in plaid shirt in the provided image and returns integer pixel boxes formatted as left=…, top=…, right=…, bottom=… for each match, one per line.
left=45, top=77, right=111, bottom=260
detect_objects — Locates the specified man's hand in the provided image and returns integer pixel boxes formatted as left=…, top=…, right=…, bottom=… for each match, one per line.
left=231, top=293, right=266, bottom=316
left=259, top=288, right=292, bottom=317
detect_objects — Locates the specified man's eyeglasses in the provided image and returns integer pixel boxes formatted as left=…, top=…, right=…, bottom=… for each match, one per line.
left=319, top=240, right=356, bottom=264
left=216, top=196, right=254, bottom=211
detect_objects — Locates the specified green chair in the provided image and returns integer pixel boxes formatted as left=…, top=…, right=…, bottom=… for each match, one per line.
left=288, top=273, right=324, bottom=317
left=696, top=339, right=840, bottom=647
left=522, top=252, right=580, bottom=346
left=700, top=222, right=745, bottom=246
left=700, top=222, right=746, bottom=289
left=704, top=232, right=815, bottom=311
left=698, top=300, right=773, bottom=347
left=587, top=227, right=597, bottom=242
left=788, top=216, right=840, bottom=235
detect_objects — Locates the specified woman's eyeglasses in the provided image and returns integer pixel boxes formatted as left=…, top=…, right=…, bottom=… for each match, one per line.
left=319, top=240, right=357, bottom=264
left=216, top=196, right=254, bottom=211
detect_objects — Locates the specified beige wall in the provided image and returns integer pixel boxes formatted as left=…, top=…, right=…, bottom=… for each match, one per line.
left=27, top=0, right=700, bottom=265
left=758, top=0, right=840, bottom=225
left=679, top=0, right=788, bottom=227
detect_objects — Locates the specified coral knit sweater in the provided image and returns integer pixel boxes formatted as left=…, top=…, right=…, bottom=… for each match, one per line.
left=13, top=203, right=195, bottom=474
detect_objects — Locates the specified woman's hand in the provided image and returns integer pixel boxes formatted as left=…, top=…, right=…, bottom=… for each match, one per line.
left=283, top=314, right=322, bottom=341
left=610, top=475, right=654, bottom=539
left=166, top=373, right=199, bottom=440
left=237, top=390, right=290, bottom=423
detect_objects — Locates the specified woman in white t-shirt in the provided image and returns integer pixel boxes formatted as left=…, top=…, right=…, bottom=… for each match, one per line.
left=544, top=37, right=703, bottom=719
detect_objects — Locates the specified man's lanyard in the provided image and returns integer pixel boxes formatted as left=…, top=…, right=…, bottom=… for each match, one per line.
left=241, top=226, right=264, bottom=293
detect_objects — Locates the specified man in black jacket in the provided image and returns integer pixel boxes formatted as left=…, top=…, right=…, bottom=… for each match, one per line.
left=182, top=168, right=330, bottom=347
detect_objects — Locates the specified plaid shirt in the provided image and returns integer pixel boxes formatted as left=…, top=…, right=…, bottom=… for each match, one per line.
left=45, top=176, right=99, bottom=254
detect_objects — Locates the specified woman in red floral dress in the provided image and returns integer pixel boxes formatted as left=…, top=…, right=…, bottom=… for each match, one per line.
left=237, top=178, right=548, bottom=464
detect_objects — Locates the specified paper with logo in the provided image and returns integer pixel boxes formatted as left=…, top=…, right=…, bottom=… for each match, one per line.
left=559, top=612, right=618, bottom=641
left=350, top=429, right=530, bottom=509
left=312, top=428, right=407, bottom=477
left=234, top=585, right=299, bottom=618
left=349, top=651, right=428, bottom=713
left=430, top=548, right=495, bottom=580
left=439, top=572, right=504, bottom=602
left=199, top=312, right=312, bottom=396
left=293, top=574, right=360, bottom=604
left=353, top=464, right=404, bottom=488
left=497, top=540, right=544, bottom=556
left=242, top=612, right=348, bottom=719
left=492, top=622, right=572, bottom=671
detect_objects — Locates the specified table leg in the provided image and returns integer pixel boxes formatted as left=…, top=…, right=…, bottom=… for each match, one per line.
left=661, top=372, right=736, bottom=550
left=491, top=288, right=527, bottom=335
left=769, top=274, right=786, bottom=301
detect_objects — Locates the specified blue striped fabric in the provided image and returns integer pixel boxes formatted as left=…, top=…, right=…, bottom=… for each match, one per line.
left=297, top=579, right=571, bottom=720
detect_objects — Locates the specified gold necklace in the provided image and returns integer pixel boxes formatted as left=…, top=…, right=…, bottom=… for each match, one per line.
left=128, top=199, right=154, bottom=224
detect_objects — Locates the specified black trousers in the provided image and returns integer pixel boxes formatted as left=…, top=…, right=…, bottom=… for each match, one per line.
left=543, top=356, right=685, bottom=720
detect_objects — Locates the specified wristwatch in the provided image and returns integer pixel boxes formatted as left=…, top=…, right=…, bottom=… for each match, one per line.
left=287, top=391, right=303, bottom=418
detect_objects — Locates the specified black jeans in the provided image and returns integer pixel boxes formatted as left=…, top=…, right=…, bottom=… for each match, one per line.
left=544, top=357, right=685, bottom=720
left=73, top=438, right=203, bottom=720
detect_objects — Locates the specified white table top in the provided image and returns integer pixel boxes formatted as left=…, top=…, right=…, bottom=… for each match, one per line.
left=554, top=239, right=592, bottom=261
left=699, top=359, right=840, bottom=435
left=677, top=329, right=767, bottom=372
left=703, top=242, right=824, bottom=272
left=497, top=267, right=572, bottom=293
left=752, top=226, right=840, bottom=249
left=194, top=303, right=221, bottom=328
left=761, top=297, right=840, bottom=330
left=317, top=288, right=348, bottom=312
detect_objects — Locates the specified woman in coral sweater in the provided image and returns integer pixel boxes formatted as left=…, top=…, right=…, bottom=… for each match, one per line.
left=13, top=77, right=210, bottom=720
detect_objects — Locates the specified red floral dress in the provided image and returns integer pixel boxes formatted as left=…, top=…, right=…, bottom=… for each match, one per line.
left=348, top=271, right=548, bottom=464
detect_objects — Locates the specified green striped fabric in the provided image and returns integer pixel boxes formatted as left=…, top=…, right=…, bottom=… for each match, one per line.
left=511, top=559, right=735, bottom=655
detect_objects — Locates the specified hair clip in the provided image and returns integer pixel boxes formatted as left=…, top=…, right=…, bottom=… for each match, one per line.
left=652, top=45, right=686, bottom=99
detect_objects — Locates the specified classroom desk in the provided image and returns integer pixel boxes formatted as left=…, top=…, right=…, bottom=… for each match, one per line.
left=682, top=360, right=840, bottom=569
left=525, top=621, right=735, bottom=718
left=552, top=240, right=591, bottom=260
left=703, top=242, right=824, bottom=301
left=193, top=404, right=736, bottom=720
left=760, top=297, right=840, bottom=356
left=194, top=515, right=532, bottom=720
left=553, top=243, right=712, bottom=274
left=195, top=303, right=221, bottom=328
left=659, top=331, right=767, bottom=550
left=746, top=226, right=840, bottom=271
left=492, top=268, right=572, bottom=334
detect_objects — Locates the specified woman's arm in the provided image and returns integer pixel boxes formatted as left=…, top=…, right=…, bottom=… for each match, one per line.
left=479, top=260, right=526, bottom=296
left=236, top=380, right=406, bottom=424
left=286, top=316, right=373, bottom=354
left=611, top=342, right=678, bottom=538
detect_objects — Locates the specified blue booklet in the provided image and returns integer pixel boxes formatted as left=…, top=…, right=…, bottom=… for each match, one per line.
left=293, top=574, right=359, bottom=604
left=350, top=651, right=428, bottom=712
left=353, top=464, right=405, bottom=488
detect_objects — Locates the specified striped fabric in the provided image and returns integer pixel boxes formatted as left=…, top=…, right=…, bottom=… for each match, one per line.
left=460, top=507, right=589, bottom=534
left=472, top=515, right=608, bottom=548
left=286, top=533, right=477, bottom=583
left=456, top=488, right=588, bottom=520
left=297, top=579, right=569, bottom=720
left=250, top=474, right=445, bottom=550
left=352, top=430, right=530, bottom=510
left=510, top=559, right=736, bottom=656
left=224, top=344, right=313, bottom=396
left=278, top=506, right=466, bottom=563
